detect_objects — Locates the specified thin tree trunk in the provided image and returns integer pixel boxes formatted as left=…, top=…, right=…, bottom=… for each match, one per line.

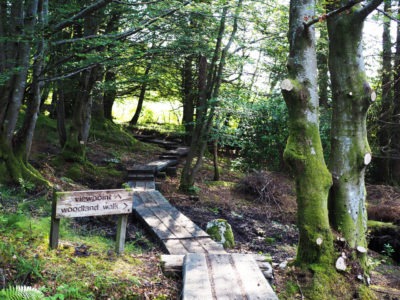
left=130, top=61, right=152, bottom=126
left=182, top=55, right=195, bottom=145
left=103, top=68, right=117, bottom=121
left=281, top=0, right=333, bottom=267
left=376, top=0, right=393, bottom=182
left=392, top=0, right=400, bottom=183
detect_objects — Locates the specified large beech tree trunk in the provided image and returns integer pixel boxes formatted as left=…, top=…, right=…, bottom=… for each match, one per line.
left=281, top=0, right=334, bottom=267
left=327, top=1, right=381, bottom=251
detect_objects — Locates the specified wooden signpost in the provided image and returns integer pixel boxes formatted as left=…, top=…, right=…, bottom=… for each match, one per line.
left=50, top=189, right=133, bottom=254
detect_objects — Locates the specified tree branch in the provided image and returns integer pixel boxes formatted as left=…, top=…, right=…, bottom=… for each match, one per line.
left=358, top=0, right=383, bottom=20
left=51, top=0, right=113, bottom=33
left=376, top=6, right=399, bottom=23
left=113, top=0, right=165, bottom=5
left=304, top=0, right=363, bottom=27
left=46, top=1, right=191, bottom=72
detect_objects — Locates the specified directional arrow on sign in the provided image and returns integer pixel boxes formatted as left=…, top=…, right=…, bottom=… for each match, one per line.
left=123, top=203, right=128, bottom=209
left=115, top=194, right=122, bottom=199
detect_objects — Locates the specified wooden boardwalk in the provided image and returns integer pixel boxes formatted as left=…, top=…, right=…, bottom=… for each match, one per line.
left=132, top=190, right=278, bottom=300
left=127, top=142, right=277, bottom=299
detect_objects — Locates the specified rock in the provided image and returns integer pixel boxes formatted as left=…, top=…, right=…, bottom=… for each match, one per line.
left=356, top=246, right=367, bottom=254
left=279, top=261, right=288, bottom=269
left=335, top=257, right=346, bottom=271
left=254, top=227, right=265, bottom=236
left=263, top=269, right=274, bottom=280
left=206, top=219, right=235, bottom=249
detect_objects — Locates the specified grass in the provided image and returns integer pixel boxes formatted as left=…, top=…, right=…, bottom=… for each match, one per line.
left=0, top=185, right=178, bottom=299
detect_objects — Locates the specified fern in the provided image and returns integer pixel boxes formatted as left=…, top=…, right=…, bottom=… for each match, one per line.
left=0, top=285, right=44, bottom=299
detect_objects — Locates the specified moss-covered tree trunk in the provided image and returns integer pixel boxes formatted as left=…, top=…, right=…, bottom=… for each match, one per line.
left=326, top=8, right=384, bottom=295
left=281, top=0, right=334, bottom=267
left=327, top=1, right=381, bottom=251
left=62, top=12, right=100, bottom=162
left=0, top=0, right=48, bottom=187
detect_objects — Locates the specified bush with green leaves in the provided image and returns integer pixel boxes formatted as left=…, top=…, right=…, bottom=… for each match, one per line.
left=235, top=96, right=289, bottom=171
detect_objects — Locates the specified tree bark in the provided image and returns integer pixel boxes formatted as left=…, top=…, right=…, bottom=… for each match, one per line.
left=103, top=68, right=117, bottom=121
left=182, top=55, right=195, bottom=145
left=392, top=0, right=400, bottom=183
left=130, top=61, right=152, bottom=126
left=281, top=0, right=334, bottom=267
left=376, top=0, right=393, bottom=182
left=327, top=1, right=381, bottom=251
left=62, top=10, right=101, bottom=161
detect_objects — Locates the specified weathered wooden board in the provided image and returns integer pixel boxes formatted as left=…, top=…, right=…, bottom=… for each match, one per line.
left=134, top=206, right=180, bottom=240
left=182, top=253, right=214, bottom=300
left=128, top=181, right=155, bottom=191
left=55, top=189, right=133, bottom=218
left=208, top=254, right=243, bottom=299
left=126, top=165, right=156, bottom=174
left=134, top=190, right=170, bottom=207
left=182, top=254, right=278, bottom=300
left=127, top=174, right=155, bottom=181
left=160, top=254, right=272, bottom=277
left=231, top=254, right=278, bottom=300
left=163, top=147, right=190, bottom=157
left=147, top=139, right=178, bottom=147
left=147, top=159, right=178, bottom=172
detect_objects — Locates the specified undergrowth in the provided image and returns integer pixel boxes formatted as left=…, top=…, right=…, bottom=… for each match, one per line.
left=0, top=186, right=177, bottom=299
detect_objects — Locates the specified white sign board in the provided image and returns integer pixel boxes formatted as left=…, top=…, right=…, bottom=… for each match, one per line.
left=55, top=189, right=133, bottom=218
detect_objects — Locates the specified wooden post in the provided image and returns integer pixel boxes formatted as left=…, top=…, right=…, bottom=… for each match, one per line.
left=116, top=214, right=128, bottom=254
left=50, top=195, right=60, bottom=249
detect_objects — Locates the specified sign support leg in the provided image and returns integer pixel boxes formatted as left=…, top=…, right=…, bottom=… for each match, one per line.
left=116, top=214, right=128, bottom=254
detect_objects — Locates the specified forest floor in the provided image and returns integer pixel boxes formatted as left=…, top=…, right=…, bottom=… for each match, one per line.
left=2, top=120, right=399, bottom=299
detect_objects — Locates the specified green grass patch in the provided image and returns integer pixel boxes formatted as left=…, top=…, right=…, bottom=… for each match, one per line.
left=0, top=186, right=177, bottom=299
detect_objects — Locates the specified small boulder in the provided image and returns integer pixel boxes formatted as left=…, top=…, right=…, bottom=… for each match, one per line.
left=206, top=219, right=235, bottom=249
left=335, top=256, right=346, bottom=271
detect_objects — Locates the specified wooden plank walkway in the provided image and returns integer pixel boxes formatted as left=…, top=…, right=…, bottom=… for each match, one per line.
left=132, top=190, right=278, bottom=299
left=133, top=190, right=225, bottom=254
left=127, top=141, right=277, bottom=299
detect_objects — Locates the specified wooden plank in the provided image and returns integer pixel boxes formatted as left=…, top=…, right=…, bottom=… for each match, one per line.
left=127, top=174, right=155, bottom=181
left=231, top=254, right=278, bottom=300
left=208, top=254, right=243, bottom=300
left=147, top=159, right=179, bottom=172
left=135, top=206, right=179, bottom=240
left=147, top=139, right=178, bottom=148
left=163, top=147, right=190, bottom=157
left=198, top=238, right=226, bottom=254
left=149, top=207, right=209, bottom=239
left=182, top=253, right=213, bottom=300
left=164, top=239, right=190, bottom=254
left=55, top=189, right=133, bottom=218
left=134, top=191, right=171, bottom=208
left=126, top=165, right=156, bottom=174
left=160, top=254, right=184, bottom=275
